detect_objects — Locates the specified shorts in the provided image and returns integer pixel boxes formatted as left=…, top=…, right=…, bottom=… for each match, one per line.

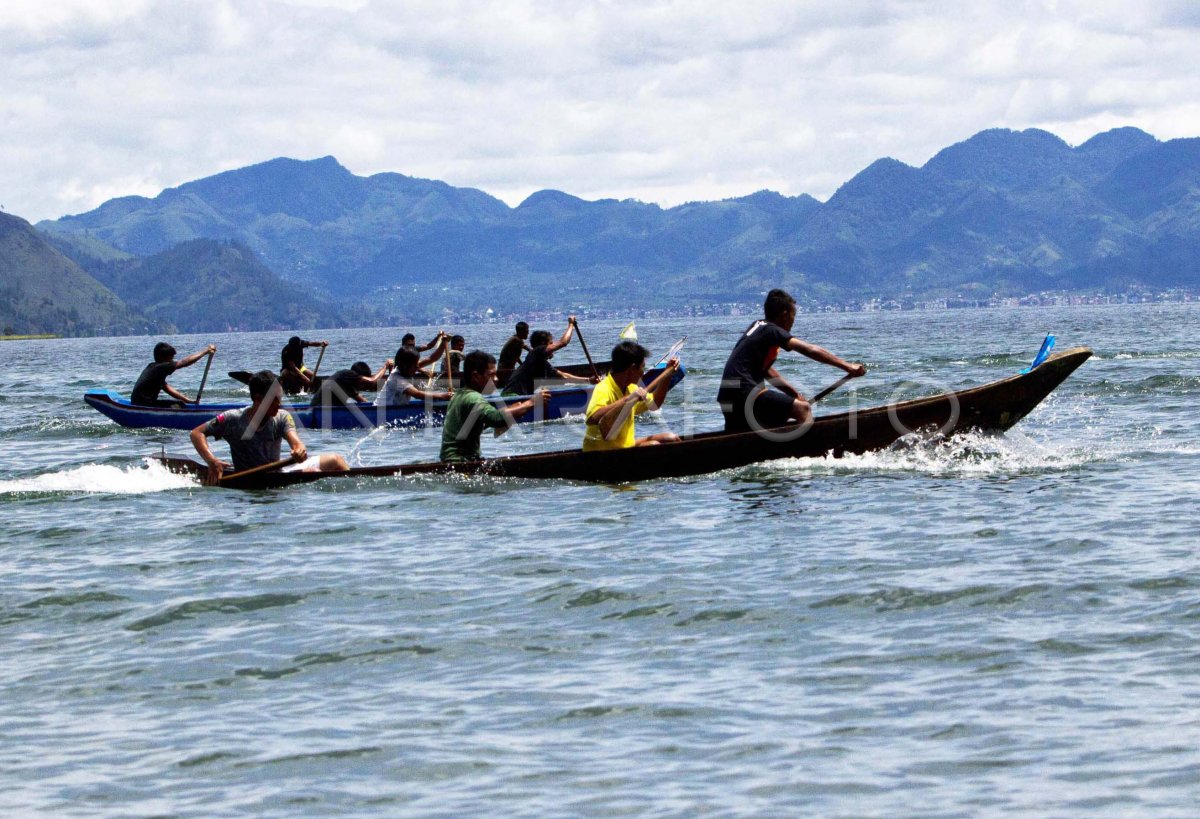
left=722, top=389, right=797, bottom=432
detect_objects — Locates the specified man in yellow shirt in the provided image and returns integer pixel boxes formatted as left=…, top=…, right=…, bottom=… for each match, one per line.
left=583, top=341, right=682, bottom=451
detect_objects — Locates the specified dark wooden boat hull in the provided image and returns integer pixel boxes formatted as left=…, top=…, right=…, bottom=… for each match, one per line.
left=157, top=347, right=1091, bottom=489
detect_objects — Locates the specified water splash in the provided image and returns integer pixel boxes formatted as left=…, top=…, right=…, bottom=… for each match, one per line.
left=759, top=428, right=1115, bottom=478
left=0, top=459, right=197, bottom=495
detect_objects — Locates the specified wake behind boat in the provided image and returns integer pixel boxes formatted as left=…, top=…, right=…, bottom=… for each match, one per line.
left=154, top=346, right=1092, bottom=488
left=85, top=362, right=685, bottom=431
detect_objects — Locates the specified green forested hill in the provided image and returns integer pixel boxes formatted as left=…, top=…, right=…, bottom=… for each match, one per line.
left=37, top=126, right=1200, bottom=316
left=0, top=212, right=167, bottom=336
left=88, top=238, right=357, bottom=333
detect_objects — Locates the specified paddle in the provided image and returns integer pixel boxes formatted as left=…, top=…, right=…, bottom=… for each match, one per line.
left=194, top=349, right=215, bottom=404
left=573, top=319, right=601, bottom=381
left=654, top=337, right=687, bottom=366
left=810, top=372, right=857, bottom=404
left=309, top=342, right=327, bottom=383
left=218, top=452, right=302, bottom=485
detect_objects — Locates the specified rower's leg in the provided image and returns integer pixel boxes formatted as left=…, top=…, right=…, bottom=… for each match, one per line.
left=317, top=453, right=350, bottom=472
left=635, top=432, right=681, bottom=446
left=791, top=397, right=812, bottom=425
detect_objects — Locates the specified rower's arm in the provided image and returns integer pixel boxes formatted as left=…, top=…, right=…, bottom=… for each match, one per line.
left=419, top=338, right=447, bottom=369
left=553, top=369, right=591, bottom=383
left=496, top=390, right=550, bottom=435
left=587, top=386, right=645, bottom=439
left=787, top=338, right=865, bottom=376
left=766, top=367, right=801, bottom=400
left=646, top=358, right=681, bottom=409
left=164, top=382, right=190, bottom=402
left=190, top=423, right=231, bottom=484
left=404, top=384, right=453, bottom=402
left=547, top=318, right=576, bottom=353
left=177, top=344, right=216, bottom=369
left=417, top=333, right=443, bottom=353
left=282, top=428, right=308, bottom=463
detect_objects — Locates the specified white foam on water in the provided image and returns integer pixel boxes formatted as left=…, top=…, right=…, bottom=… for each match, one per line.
left=0, top=459, right=197, bottom=495
left=758, top=428, right=1116, bottom=479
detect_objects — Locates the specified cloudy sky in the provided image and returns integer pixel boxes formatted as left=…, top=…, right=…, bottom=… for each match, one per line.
left=4, top=0, right=1200, bottom=222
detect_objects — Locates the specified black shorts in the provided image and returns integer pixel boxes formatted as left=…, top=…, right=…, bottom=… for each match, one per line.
left=722, top=389, right=797, bottom=432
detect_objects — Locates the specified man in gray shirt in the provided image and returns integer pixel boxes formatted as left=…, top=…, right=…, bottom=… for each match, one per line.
left=190, top=370, right=349, bottom=484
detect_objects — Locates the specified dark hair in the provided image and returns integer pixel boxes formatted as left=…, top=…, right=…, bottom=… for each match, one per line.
left=153, top=341, right=176, bottom=363
left=462, top=350, right=495, bottom=379
left=610, top=340, right=649, bottom=373
left=401, top=333, right=416, bottom=346
left=286, top=335, right=303, bottom=349
left=451, top=334, right=465, bottom=347
left=248, top=369, right=278, bottom=400
left=394, top=347, right=420, bottom=375
left=530, top=330, right=552, bottom=348
left=764, top=288, right=796, bottom=322
left=515, top=321, right=528, bottom=334
left=350, top=361, right=372, bottom=377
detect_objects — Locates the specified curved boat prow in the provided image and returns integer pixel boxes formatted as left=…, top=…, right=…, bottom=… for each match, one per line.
left=1027, top=345, right=1092, bottom=394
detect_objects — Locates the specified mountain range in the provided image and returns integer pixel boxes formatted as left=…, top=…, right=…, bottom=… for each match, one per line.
left=4, top=125, right=1199, bottom=335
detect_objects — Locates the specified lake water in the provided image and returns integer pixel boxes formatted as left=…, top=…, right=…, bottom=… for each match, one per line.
left=1, top=304, right=1197, bottom=816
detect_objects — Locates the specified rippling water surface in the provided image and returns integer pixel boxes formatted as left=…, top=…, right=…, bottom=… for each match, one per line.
left=1, top=305, right=1197, bottom=816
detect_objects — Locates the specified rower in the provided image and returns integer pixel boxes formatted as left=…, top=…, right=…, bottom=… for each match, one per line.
left=309, top=360, right=391, bottom=409
left=190, top=370, right=348, bottom=485
left=131, top=341, right=216, bottom=407
left=497, top=321, right=530, bottom=386
left=377, top=348, right=453, bottom=406
left=440, top=334, right=466, bottom=382
left=717, top=288, right=865, bottom=432
left=501, top=316, right=597, bottom=396
left=279, top=335, right=328, bottom=395
left=401, top=331, right=442, bottom=354
left=440, top=351, right=549, bottom=462
left=583, top=341, right=682, bottom=451
left=402, top=330, right=449, bottom=378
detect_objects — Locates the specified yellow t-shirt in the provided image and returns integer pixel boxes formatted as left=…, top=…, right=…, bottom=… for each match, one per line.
left=582, top=374, right=652, bottom=452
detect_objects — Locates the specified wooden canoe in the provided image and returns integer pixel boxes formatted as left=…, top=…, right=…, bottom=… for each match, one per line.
left=154, top=346, right=1091, bottom=489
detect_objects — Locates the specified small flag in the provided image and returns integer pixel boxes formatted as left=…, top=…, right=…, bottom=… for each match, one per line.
left=1020, top=334, right=1056, bottom=373
left=620, top=322, right=637, bottom=341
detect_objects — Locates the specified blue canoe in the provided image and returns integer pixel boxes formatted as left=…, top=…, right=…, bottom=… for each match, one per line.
left=84, top=363, right=686, bottom=431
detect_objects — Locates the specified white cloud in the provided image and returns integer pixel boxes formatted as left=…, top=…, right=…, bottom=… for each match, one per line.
left=2, top=0, right=1199, bottom=222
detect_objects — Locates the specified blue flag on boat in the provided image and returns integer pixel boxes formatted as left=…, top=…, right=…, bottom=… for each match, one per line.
left=1021, top=334, right=1056, bottom=373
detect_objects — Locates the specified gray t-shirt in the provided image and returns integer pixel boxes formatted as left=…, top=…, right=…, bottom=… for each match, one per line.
left=376, top=371, right=415, bottom=406
left=203, top=406, right=296, bottom=472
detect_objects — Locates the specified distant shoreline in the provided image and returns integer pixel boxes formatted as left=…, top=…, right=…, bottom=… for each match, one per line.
left=0, top=334, right=59, bottom=341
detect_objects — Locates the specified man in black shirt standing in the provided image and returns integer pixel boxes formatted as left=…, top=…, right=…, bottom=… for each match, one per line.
left=131, top=341, right=216, bottom=406
left=717, top=289, right=864, bottom=432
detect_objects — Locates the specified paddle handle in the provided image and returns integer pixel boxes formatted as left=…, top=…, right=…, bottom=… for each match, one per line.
left=310, top=343, right=326, bottom=382
left=219, top=453, right=301, bottom=484
left=194, top=350, right=215, bottom=404
left=811, top=372, right=856, bottom=404
left=573, top=320, right=600, bottom=380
